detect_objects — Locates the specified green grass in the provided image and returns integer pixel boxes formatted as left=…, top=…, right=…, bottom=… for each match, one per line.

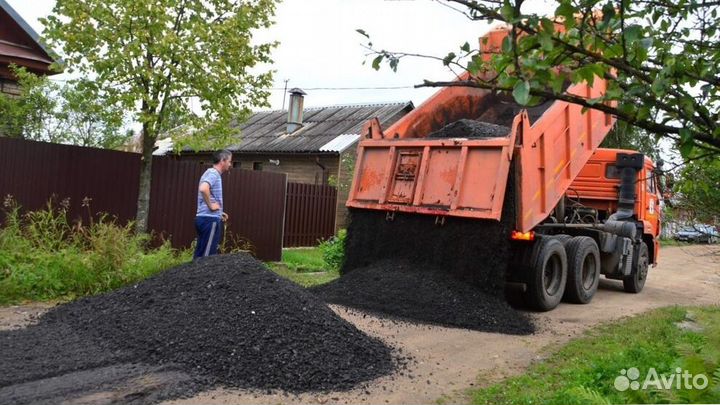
left=660, top=238, right=683, bottom=247
left=267, top=262, right=339, bottom=287
left=280, top=247, right=327, bottom=273
left=471, top=306, right=720, bottom=404
left=0, top=198, right=190, bottom=305
left=266, top=246, right=340, bottom=287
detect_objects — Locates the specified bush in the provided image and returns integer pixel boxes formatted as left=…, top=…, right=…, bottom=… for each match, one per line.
left=318, top=229, right=346, bottom=271
left=0, top=196, right=190, bottom=304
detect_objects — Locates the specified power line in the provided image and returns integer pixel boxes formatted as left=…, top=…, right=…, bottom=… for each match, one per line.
left=268, top=85, right=416, bottom=91
left=47, top=78, right=421, bottom=92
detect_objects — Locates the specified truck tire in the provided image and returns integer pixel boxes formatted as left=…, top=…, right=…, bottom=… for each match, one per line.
left=553, top=234, right=572, bottom=244
left=623, top=242, right=649, bottom=293
left=562, top=236, right=600, bottom=304
left=524, top=238, right=568, bottom=311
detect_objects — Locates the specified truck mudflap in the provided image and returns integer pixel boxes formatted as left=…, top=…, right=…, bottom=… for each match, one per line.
left=346, top=113, right=522, bottom=220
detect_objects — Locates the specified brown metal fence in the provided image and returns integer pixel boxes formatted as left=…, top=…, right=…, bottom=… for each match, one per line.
left=149, top=157, right=287, bottom=261
left=284, top=182, right=337, bottom=247
left=0, top=137, right=141, bottom=225
left=0, top=139, right=286, bottom=261
left=0, top=138, right=338, bottom=261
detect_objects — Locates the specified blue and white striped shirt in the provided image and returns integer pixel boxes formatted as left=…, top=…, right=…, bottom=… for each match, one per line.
left=196, top=168, right=223, bottom=218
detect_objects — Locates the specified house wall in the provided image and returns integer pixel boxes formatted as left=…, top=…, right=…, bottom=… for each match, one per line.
left=178, top=152, right=339, bottom=184
left=0, top=78, right=20, bottom=96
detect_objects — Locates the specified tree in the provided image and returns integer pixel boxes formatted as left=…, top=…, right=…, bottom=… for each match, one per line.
left=55, top=79, right=130, bottom=149
left=42, top=0, right=278, bottom=233
left=0, top=67, right=59, bottom=140
left=0, top=66, right=127, bottom=148
left=364, top=0, right=720, bottom=158
left=674, top=158, right=720, bottom=223
left=600, top=121, right=662, bottom=161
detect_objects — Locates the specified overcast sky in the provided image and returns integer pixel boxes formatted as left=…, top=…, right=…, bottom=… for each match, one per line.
left=4, top=0, right=529, bottom=110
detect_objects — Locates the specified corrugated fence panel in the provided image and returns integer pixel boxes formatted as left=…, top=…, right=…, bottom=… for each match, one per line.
left=149, top=158, right=286, bottom=261
left=0, top=139, right=286, bottom=262
left=0, top=137, right=140, bottom=225
left=283, top=182, right=337, bottom=247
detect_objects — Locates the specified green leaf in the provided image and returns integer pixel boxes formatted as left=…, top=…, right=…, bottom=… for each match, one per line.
left=372, top=55, right=384, bottom=70
left=443, top=52, right=456, bottom=66
left=461, top=42, right=470, bottom=53
left=467, top=56, right=483, bottom=75
left=500, top=0, right=515, bottom=20
left=502, top=36, right=513, bottom=53
left=540, top=17, right=555, bottom=33
left=356, top=29, right=369, bottom=39
left=538, top=33, right=553, bottom=51
left=556, top=2, right=577, bottom=24
left=624, top=25, right=643, bottom=43
left=513, top=80, right=531, bottom=105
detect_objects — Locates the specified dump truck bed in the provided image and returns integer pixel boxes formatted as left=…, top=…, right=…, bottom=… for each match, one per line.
left=346, top=79, right=615, bottom=232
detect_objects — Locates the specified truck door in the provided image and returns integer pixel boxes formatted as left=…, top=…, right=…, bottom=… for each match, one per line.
left=641, top=164, right=661, bottom=263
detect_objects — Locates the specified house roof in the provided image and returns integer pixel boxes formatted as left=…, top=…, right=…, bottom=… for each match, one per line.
left=227, top=101, right=413, bottom=154
left=0, top=0, right=60, bottom=75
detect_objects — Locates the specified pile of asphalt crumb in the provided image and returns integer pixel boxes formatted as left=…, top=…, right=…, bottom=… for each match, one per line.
left=4, top=254, right=397, bottom=395
left=312, top=260, right=534, bottom=335
left=428, top=119, right=510, bottom=138
left=336, top=162, right=533, bottom=334
left=0, top=322, right=132, bottom=387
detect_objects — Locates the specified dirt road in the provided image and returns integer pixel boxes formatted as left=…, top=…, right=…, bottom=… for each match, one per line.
left=2, top=245, right=718, bottom=404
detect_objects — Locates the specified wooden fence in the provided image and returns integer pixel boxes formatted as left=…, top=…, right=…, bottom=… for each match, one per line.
left=0, top=138, right=338, bottom=261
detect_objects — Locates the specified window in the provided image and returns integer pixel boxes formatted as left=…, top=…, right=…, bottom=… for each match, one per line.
left=233, top=161, right=241, bottom=169
left=605, top=164, right=619, bottom=179
left=647, top=173, right=656, bottom=193
left=253, top=162, right=263, bottom=171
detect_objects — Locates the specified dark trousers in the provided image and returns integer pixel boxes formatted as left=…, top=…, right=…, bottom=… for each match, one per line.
left=194, top=216, right=223, bottom=259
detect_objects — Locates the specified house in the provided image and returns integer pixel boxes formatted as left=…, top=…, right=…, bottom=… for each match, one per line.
left=174, top=89, right=414, bottom=230
left=0, top=0, right=59, bottom=96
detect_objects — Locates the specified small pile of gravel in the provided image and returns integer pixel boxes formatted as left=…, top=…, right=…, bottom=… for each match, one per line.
left=0, top=254, right=397, bottom=398
left=312, top=260, right=534, bottom=335
left=428, top=119, right=510, bottom=138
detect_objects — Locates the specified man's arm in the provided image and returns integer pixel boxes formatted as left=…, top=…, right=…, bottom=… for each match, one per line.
left=199, top=182, right=220, bottom=211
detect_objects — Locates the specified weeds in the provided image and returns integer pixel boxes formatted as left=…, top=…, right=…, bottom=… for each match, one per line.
left=318, top=229, right=346, bottom=271
left=0, top=196, right=190, bottom=304
left=471, top=306, right=720, bottom=404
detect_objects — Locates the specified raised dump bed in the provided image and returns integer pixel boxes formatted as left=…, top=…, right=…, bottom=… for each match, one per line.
left=346, top=78, right=615, bottom=232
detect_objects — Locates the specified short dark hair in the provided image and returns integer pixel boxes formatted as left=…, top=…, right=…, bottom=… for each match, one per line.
left=213, top=149, right=232, bottom=164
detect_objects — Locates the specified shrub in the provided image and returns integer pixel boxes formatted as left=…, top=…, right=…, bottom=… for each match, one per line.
left=318, top=229, right=346, bottom=271
left=0, top=196, right=190, bottom=304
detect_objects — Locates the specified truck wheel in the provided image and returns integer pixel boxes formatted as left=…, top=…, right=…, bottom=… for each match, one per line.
left=623, top=242, right=649, bottom=293
left=562, top=237, right=600, bottom=304
left=524, top=238, right=567, bottom=311
left=553, top=234, right=572, bottom=244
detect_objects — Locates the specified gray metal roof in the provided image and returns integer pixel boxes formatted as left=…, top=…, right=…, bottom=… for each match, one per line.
left=228, top=101, right=413, bottom=153
left=319, top=134, right=361, bottom=153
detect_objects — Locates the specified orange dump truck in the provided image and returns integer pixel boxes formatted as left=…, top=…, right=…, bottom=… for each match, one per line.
left=345, top=28, right=662, bottom=311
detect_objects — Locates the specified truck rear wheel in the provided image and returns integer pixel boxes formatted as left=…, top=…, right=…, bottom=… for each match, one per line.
left=562, top=236, right=600, bottom=304
left=524, top=238, right=567, bottom=311
left=623, top=242, right=649, bottom=293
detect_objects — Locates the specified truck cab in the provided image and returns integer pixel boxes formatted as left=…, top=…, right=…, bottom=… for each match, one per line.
left=569, top=149, right=662, bottom=265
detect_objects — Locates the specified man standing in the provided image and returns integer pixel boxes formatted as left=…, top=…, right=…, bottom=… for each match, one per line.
left=194, top=149, right=232, bottom=259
